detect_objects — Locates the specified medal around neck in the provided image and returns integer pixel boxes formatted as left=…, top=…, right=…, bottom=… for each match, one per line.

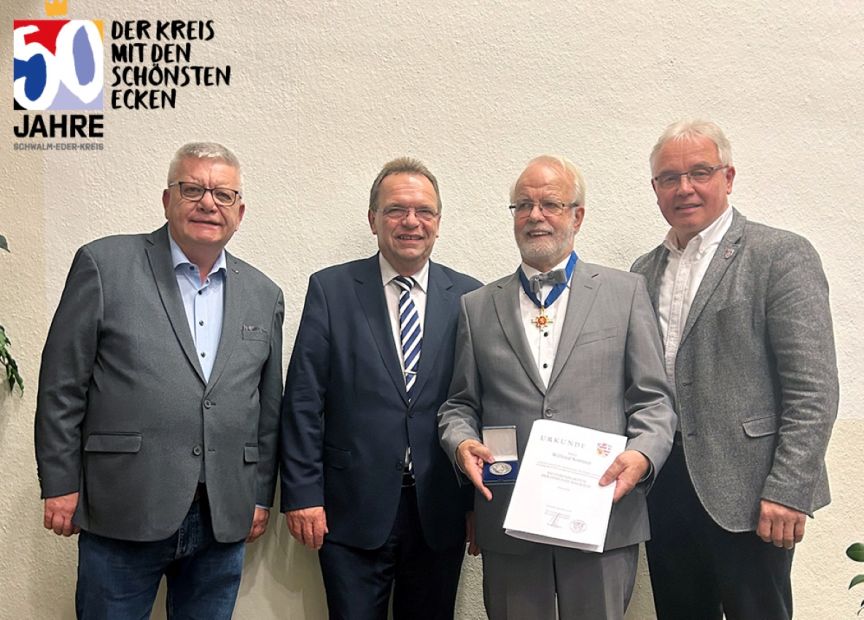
left=482, top=425, right=519, bottom=484
left=519, top=251, right=578, bottom=331
left=531, top=307, right=552, bottom=330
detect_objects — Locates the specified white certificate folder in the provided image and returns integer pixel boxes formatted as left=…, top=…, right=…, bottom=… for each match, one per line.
left=503, top=419, right=626, bottom=553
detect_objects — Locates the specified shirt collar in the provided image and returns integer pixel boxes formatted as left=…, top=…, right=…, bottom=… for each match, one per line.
left=378, top=254, right=429, bottom=293
left=663, top=205, right=733, bottom=256
left=168, top=233, right=227, bottom=277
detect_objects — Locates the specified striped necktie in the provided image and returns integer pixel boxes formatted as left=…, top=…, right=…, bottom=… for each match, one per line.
left=394, top=275, right=422, bottom=399
left=394, top=275, right=421, bottom=483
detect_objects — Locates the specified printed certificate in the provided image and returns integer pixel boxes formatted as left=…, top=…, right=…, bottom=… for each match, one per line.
left=503, top=419, right=626, bottom=553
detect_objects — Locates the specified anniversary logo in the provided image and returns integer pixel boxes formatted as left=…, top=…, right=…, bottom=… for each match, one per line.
left=12, top=0, right=232, bottom=153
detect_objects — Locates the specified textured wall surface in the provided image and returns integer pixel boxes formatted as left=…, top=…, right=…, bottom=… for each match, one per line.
left=2, top=0, right=862, bottom=618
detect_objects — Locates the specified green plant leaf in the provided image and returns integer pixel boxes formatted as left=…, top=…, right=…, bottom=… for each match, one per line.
left=852, top=574, right=864, bottom=589
left=0, top=234, right=8, bottom=252
left=0, top=325, right=24, bottom=394
left=849, top=544, right=864, bottom=562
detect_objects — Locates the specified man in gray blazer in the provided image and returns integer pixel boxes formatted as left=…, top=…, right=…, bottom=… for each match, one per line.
left=35, top=142, right=284, bottom=619
left=438, top=155, right=676, bottom=619
left=632, top=120, right=839, bottom=620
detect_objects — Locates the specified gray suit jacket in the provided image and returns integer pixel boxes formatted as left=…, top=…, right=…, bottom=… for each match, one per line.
left=631, top=209, right=839, bottom=531
left=35, top=225, right=284, bottom=543
left=439, top=260, right=676, bottom=554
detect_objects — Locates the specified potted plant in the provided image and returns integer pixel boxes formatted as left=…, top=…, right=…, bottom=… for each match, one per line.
left=849, top=543, right=864, bottom=615
left=0, top=233, right=23, bottom=394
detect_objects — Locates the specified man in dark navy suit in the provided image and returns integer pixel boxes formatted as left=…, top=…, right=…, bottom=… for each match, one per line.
left=280, top=157, right=481, bottom=620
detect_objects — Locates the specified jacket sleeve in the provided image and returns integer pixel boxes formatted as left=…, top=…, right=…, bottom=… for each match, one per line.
left=255, top=289, right=284, bottom=507
left=35, top=246, right=103, bottom=498
left=621, top=275, right=677, bottom=478
left=279, top=275, right=330, bottom=512
left=760, top=236, right=839, bottom=512
left=438, top=295, right=483, bottom=466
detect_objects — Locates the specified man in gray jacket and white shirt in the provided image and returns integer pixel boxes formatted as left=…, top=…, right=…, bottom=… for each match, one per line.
left=632, top=119, right=839, bottom=620
left=439, top=155, right=676, bottom=619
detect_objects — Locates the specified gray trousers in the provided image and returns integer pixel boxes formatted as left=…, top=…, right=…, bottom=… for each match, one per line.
left=482, top=543, right=639, bottom=620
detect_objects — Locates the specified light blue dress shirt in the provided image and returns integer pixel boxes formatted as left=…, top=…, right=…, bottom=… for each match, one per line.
left=168, top=235, right=226, bottom=382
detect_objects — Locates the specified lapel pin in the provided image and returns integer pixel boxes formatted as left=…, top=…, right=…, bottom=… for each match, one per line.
left=723, top=247, right=735, bottom=259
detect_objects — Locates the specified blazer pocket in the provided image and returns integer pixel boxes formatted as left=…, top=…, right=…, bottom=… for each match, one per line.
left=574, top=327, right=618, bottom=347
left=244, top=445, right=259, bottom=463
left=241, top=325, right=269, bottom=342
left=324, top=445, right=352, bottom=470
left=84, top=433, right=142, bottom=453
left=742, top=416, right=778, bottom=438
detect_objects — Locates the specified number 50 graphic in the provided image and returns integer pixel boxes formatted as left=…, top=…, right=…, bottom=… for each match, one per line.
left=13, top=19, right=104, bottom=110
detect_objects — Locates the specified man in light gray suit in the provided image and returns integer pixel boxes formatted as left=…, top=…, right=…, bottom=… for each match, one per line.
left=632, top=120, right=839, bottom=620
left=438, top=155, right=676, bottom=619
left=35, top=142, right=284, bottom=619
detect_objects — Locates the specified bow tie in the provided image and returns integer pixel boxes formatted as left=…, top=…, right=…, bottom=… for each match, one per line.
left=529, top=269, right=567, bottom=296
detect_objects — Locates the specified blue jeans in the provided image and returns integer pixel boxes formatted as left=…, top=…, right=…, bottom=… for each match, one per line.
left=76, top=496, right=246, bottom=620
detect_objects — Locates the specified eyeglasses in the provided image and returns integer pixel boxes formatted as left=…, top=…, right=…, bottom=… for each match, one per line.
left=379, top=206, right=440, bottom=222
left=168, top=182, right=242, bottom=207
left=509, top=201, right=577, bottom=218
left=652, top=165, right=728, bottom=190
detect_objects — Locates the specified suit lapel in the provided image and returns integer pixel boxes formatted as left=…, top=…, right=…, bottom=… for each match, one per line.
left=354, top=255, right=409, bottom=404
left=206, top=253, right=243, bottom=391
left=409, top=262, right=451, bottom=402
left=548, top=261, right=599, bottom=390
left=145, top=225, right=206, bottom=384
left=492, top=271, right=546, bottom=394
left=679, top=209, right=746, bottom=347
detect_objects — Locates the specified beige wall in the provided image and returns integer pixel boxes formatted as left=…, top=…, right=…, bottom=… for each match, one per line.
left=2, top=0, right=862, bottom=618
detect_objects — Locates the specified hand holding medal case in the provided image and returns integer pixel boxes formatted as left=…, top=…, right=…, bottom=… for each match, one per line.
left=482, top=426, right=519, bottom=484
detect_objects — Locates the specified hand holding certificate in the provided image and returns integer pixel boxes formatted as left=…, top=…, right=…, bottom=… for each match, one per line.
left=503, top=419, right=627, bottom=553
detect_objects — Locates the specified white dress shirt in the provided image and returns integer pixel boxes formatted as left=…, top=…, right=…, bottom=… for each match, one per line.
left=379, top=255, right=430, bottom=471
left=658, top=206, right=733, bottom=388
left=379, top=255, right=430, bottom=376
left=519, top=254, right=574, bottom=387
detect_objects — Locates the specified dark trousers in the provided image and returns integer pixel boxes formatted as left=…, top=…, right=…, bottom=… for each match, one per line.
left=76, top=494, right=245, bottom=620
left=646, top=439, right=794, bottom=620
left=318, top=485, right=464, bottom=620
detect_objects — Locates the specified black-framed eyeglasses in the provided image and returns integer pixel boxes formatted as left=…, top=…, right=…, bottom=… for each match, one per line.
left=508, top=201, right=577, bottom=218
left=379, top=206, right=440, bottom=222
left=652, top=165, right=728, bottom=190
left=168, top=181, right=242, bottom=207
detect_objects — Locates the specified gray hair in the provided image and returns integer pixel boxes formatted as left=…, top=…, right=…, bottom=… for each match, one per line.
left=649, top=119, right=733, bottom=173
left=368, top=157, right=442, bottom=213
left=511, top=155, right=586, bottom=206
left=166, top=142, right=243, bottom=188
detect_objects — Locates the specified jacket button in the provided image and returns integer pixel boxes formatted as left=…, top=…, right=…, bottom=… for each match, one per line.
left=192, top=445, right=202, bottom=456
left=544, top=408, right=554, bottom=418
left=203, top=400, right=212, bottom=409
